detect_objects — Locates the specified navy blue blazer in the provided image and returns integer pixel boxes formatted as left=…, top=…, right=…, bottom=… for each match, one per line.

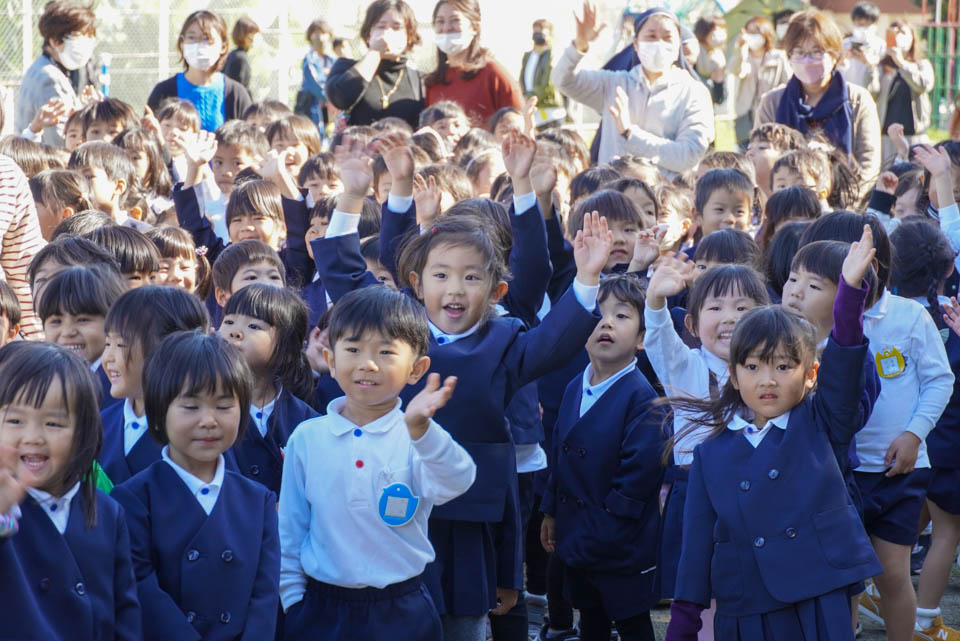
left=99, top=401, right=162, bottom=485
left=675, top=338, right=883, bottom=616
left=545, top=214, right=576, bottom=305
left=112, top=461, right=279, bottom=641
left=225, top=389, right=318, bottom=495
left=0, top=487, right=141, bottom=641
left=926, top=312, right=960, bottom=468
left=543, top=369, right=665, bottom=592
left=95, top=365, right=121, bottom=410
left=301, top=279, right=327, bottom=332
left=311, top=372, right=343, bottom=414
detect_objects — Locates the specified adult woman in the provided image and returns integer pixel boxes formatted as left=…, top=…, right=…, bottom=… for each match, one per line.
left=425, top=0, right=524, bottom=127
left=146, top=10, right=252, bottom=132
left=16, top=0, right=97, bottom=146
left=877, top=21, right=934, bottom=165
left=730, top=16, right=789, bottom=147
left=693, top=14, right=727, bottom=104
left=297, top=19, right=337, bottom=131
left=756, top=9, right=880, bottom=194
left=552, top=3, right=714, bottom=175
left=326, top=0, right=424, bottom=130
left=223, top=16, right=260, bottom=93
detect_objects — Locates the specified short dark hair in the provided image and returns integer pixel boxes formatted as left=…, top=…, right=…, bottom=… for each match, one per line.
left=211, top=240, right=286, bottom=293
left=306, top=18, right=332, bottom=42
left=567, top=189, right=644, bottom=238
left=452, top=128, right=498, bottom=167
left=686, top=265, right=769, bottom=331
left=418, top=163, right=473, bottom=204
left=360, top=197, right=382, bottom=237
left=38, top=265, right=125, bottom=322
left=82, top=98, right=137, bottom=136
left=105, top=285, right=210, bottom=364
left=771, top=149, right=830, bottom=194
left=85, top=225, right=161, bottom=275
left=694, top=229, right=762, bottom=271
left=371, top=116, right=415, bottom=136
left=695, top=168, right=755, bottom=216
left=143, top=331, right=252, bottom=445
left=0, top=341, right=101, bottom=527
left=759, top=186, right=820, bottom=250
left=748, top=123, right=806, bottom=152
left=764, top=221, right=810, bottom=299
left=29, top=169, right=93, bottom=215
left=444, top=198, right=513, bottom=265
left=419, top=101, right=467, bottom=129
left=112, top=127, right=173, bottom=197
left=231, top=16, right=260, bottom=49
left=225, top=179, right=285, bottom=230
left=68, top=141, right=137, bottom=191
left=360, top=235, right=383, bottom=264
left=242, top=101, right=291, bottom=125
left=603, top=177, right=660, bottom=219
left=265, top=115, right=322, bottom=157
left=298, top=152, right=340, bottom=185
left=851, top=1, right=881, bottom=23
left=38, top=0, right=96, bottom=45
left=28, top=236, right=119, bottom=291
left=49, top=209, right=116, bottom=241
left=0, top=281, right=21, bottom=327
left=359, top=0, right=421, bottom=53
left=800, top=211, right=892, bottom=292
left=328, top=286, right=430, bottom=357
left=156, top=99, right=201, bottom=133
left=598, top=274, right=646, bottom=322
left=570, top=166, right=621, bottom=204
left=215, top=119, right=268, bottom=159
left=0, top=136, right=55, bottom=178
left=890, top=219, right=954, bottom=310
left=699, top=151, right=757, bottom=185
left=145, top=225, right=211, bottom=298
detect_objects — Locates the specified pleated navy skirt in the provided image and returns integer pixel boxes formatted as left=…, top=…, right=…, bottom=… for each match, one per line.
left=714, top=587, right=854, bottom=641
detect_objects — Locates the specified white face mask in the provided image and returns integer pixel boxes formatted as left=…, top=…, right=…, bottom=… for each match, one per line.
left=850, top=25, right=871, bottom=42
left=743, top=33, right=765, bottom=51
left=372, top=28, right=408, bottom=55
left=435, top=31, right=473, bottom=56
left=635, top=40, right=679, bottom=74
left=895, top=32, right=913, bottom=51
left=776, top=23, right=788, bottom=40
left=709, top=29, right=727, bottom=47
left=183, top=42, right=221, bottom=71
left=58, top=35, right=96, bottom=70
left=251, top=33, right=263, bottom=49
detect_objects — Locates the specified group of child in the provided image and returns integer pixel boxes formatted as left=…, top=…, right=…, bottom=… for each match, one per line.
left=0, top=8, right=959, bottom=641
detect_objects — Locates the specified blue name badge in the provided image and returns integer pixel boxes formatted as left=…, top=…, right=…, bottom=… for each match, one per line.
left=378, top=483, right=419, bottom=527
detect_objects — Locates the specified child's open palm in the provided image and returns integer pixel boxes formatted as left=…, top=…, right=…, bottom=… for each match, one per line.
left=573, top=212, right=613, bottom=286
left=943, top=297, right=960, bottom=336
left=841, top=225, right=876, bottom=288
left=503, top=131, right=537, bottom=180
left=405, top=374, right=458, bottom=440
left=413, top=173, right=442, bottom=225
left=628, top=226, right=665, bottom=273
left=372, top=133, right=415, bottom=183
left=182, top=130, right=218, bottom=168
left=0, top=445, right=27, bottom=517
left=334, top=135, right=375, bottom=198
left=648, top=252, right=696, bottom=302
left=912, top=144, right=952, bottom=177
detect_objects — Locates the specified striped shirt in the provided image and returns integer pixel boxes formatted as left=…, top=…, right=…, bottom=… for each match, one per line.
left=0, top=155, right=44, bottom=339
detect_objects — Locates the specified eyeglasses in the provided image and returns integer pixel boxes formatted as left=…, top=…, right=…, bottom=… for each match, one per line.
left=789, top=49, right=827, bottom=61
left=182, top=35, right=215, bottom=45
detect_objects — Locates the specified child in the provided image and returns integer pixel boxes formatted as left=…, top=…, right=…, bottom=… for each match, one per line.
left=745, top=123, right=805, bottom=198
left=299, top=152, right=342, bottom=203
left=656, top=182, right=696, bottom=253
left=465, top=150, right=506, bottom=199
left=111, top=331, right=280, bottom=641
left=665, top=227, right=883, bottom=640
left=757, top=185, right=820, bottom=251
left=693, top=168, right=754, bottom=242
left=155, top=98, right=202, bottom=183
left=266, top=114, right=322, bottom=180
left=315, top=134, right=612, bottom=638
left=38, top=265, right=126, bottom=408
left=693, top=228, right=762, bottom=273
left=83, top=98, right=138, bottom=143
left=243, top=100, right=291, bottom=134
left=28, top=168, right=94, bottom=240
left=604, top=177, right=659, bottom=229
left=113, top=127, right=174, bottom=222
left=146, top=225, right=210, bottom=297
left=85, top=225, right=161, bottom=288
left=763, top=221, right=812, bottom=304
left=419, top=101, right=471, bottom=149
left=68, top=141, right=150, bottom=230
left=540, top=275, right=665, bottom=641
left=99, top=286, right=211, bottom=485
left=0, top=341, right=142, bottom=641
left=892, top=170, right=923, bottom=221
left=570, top=167, right=621, bottom=212
left=213, top=120, right=268, bottom=199
left=64, top=107, right=89, bottom=153
left=278, top=286, right=476, bottom=641
left=694, top=150, right=757, bottom=186
left=211, top=239, right=287, bottom=309
left=644, top=262, right=770, bottom=613
left=770, top=149, right=831, bottom=210
left=360, top=236, right=397, bottom=288
left=565, top=190, right=645, bottom=274
left=27, top=236, right=120, bottom=305
left=219, top=284, right=318, bottom=494
left=0, top=281, right=21, bottom=347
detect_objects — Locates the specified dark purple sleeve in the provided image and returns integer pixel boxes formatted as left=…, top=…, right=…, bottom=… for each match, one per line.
left=830, top=278, right=868, bottom=347
left=665, top=600, right=703, bottom=641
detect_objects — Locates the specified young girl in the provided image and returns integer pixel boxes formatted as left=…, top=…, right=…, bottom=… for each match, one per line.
left=266, top=115, right=322, bottom=181
left=113, top=127, right=174, bottom=223
left=85, top=225, right=161, bottom=288
left=111, top=331, right=279, bottom=641
left=99, top=286, right=211, bottom=485
left=154, top=98, right=202, bottom=184
left=220, top=284, right=318, bottom=495
left=665, top=226, right=883, bottom=640
left=757, top=185, right=820, bottom=252
left=0, top=341, right=141, bottom=641
left=28, top=169, right=94, bottom=240
left=315, top=135, right=612, bottom=640
left=146, top=224, right=211, bottom=298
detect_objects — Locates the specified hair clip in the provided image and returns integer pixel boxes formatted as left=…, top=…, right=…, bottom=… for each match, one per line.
left=195, top=245, right=208, bottom=257
left=430, top=226, right=439, bottom=234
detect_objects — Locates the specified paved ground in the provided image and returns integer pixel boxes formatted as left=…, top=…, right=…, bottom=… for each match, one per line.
left=519, top=567, right=960, bottom=639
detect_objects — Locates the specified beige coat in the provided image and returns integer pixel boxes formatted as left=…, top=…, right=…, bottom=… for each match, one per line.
left=732, top=48, right=790, bottom=119
left=755, top=82, right=881, bottom=197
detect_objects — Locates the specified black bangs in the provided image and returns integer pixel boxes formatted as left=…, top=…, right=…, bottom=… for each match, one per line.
left=223, top=282, right=287, bottom=326
left=38, top=265, right=125, bottom=320
left=791, top=240, right=848, bottom=284
left=730, top=306, right=817, bottom=367
left=687, top=264, right=769, bottom=330
left=329, top=287, right=430, bottom=357
left=105, top=286, right=210, bottom=359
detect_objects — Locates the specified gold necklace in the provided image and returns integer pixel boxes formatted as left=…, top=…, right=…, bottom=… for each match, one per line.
left=376, top=67, right=406, bottom=110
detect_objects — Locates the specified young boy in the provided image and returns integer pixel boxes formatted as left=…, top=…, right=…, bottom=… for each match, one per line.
left=0, top=282, right=21, bottom=347
left=156, top=99, right=201, bottom=183
left=211, top=240, right=286, bottom=309
left=27, top=235, right=120, bottom=308
left=693, top=168, right=754, bottom=240
left=540, top=274, right=664, bottom=641
left=278, top=286, right=476, bottom=641
left=770, top=149, right=831, bottom=210
left=84, top=225, right=161, bottom=288
left=83, top=98, right=138, bottom=143
left=745, top=123, right=806, bottom=198
left=68, top=141, right=150, bottom=230
left=298, top=152, right=342, bottom=204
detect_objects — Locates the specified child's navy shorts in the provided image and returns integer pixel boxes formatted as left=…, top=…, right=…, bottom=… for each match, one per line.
left=854, top=469, right=932, bottom=546
left=283, top=575, right=442, bottom=641
left=926, top=467, right=960, bottom=515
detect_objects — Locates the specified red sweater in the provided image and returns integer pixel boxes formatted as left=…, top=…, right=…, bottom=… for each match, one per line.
left=426, top=60, right=524, bottom=127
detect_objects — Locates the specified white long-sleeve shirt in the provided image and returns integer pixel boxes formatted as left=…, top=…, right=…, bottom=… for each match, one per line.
left=643, top=304, right=729, bottom=465
left=855, top=290, right=953, bottom=471
left=937, top=203, right=960, bottom=273
left=277, top=398, right=476, bottom=609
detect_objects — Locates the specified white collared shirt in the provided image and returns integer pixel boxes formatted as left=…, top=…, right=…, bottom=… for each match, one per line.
left=250, top=391, right=280, bottom=438
left=89, top=357, right=101, bottom=374
left=122, top=398, right=148, bottom=456
left=644, top=303, right=729, bottom=464
left=727, top=411, right=790, bottom=448
left=162, top=447, right=225, bottom=515
left=278, top=397, right=475, bottom=609
left=26, top=482, right=81, bottom=534
left=936, top=203, right=960, bottom=273
left=579, top=358, right=638, bottom=418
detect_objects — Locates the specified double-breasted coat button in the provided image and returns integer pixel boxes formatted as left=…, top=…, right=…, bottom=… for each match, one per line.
left=220, top=612, right=231, bottom=624
left=39, top=578, right=51, bottom=592
left=187, top=549, right=200, bottom=562
left=768, top=469, right=780, bottom=480
left=74, top=582, right=86, bottom=595
left=785, top=527, right=797, bottom=538
left=754, top=537, right=765, bottom=548
left=186, top=612, right=196, bottom=623
left=250, top=465, right=260, bottom=476
left=221, top=549, right=234, bottom=562
left=739, top=480, right=751, bottom=491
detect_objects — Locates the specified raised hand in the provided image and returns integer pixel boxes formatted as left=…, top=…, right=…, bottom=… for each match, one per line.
left=371, top=132, right=415, bottom=196
left=30, top=97, right=68, bottom=134
left=841, top=224, right=876, bottom=288
left=887, top=122, right=909, bottom=160
left=627, top=226, right=665, bottom=273
left=530, top=150, right=558, bottom=197
left=182, top=130, right=218, bottom=168
left=258, top=147, right=299, bottom=199
left=573, top=211, right=613, bottom=286
left=0, top=445, right=27, bottom=518
left=912, top=144, right=951, bottom=177
left=608, top=86, right=631, bottom=136
left=413, top=173, right=442, bottom=225
left=79, top=85, right=102, bottom=105
left=522, top=95, right=538, bottom=137
left=502, top=130, right=536, bottom=183
left=334, top=134, right=375, bottom=200
left=141, top=105, right=162, bottom=137
left=574, top=1, right=606, bottom=52
left=875, top=171, right=898, bottom=195
left=646, top=251, right=696, bottom=309
left=943, top=297, right=960, bottom=336
left=404, top=373, right=457, bottom=440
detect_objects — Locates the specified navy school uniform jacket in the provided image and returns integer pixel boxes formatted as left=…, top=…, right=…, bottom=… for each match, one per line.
left=675, top=337, right=883, bottom=616
left=923, top=311, right=960, bottom=469
left=96, top=365, right=121, bottom=410
left=99, top=401, right=162, bottom=485
left=311, top=372, right=343, bottom=414
left=0, top=487, right=141, bottom=641
left=301, top=278, right=327, bottom=332
left=225, top=389, right=318, bottom=495
left=542, top=368, right=666, bottom=611
left=112, top=461, right=280, bottom=641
